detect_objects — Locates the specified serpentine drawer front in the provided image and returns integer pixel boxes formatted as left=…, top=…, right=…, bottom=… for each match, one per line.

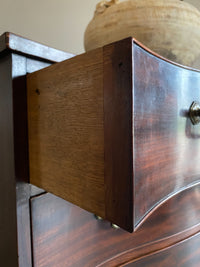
left=27, top=37, right=200, bottom=232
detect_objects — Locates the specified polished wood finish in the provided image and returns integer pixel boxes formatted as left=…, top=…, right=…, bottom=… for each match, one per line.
left=0, top=54, right=18, bottom=267
left=13, top=55, right=29, bottom=183
left=1, top=32, right=200, bottom=266
left=133, top=44, right=200, bottom=227
left=12, top=54, right=32, bottom=267
left=104, top=38, right=133, bottom=231
left=0, top=32, right=74, bottom=266
left=0, top=32, right=73, bottom=62
left=13, top=54, right=53, bottom=266
left=125, top=232, right=200, bottom=266
left=27, top=37, right=200, bottom=232
left=31, top=185, right=200, bottom=267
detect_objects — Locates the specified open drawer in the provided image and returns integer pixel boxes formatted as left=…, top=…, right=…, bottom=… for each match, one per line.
left=27, top=37, right=200, bottom=232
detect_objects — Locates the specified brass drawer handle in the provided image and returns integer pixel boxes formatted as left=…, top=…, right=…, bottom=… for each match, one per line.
left=189, top=101, right=200, bottom=125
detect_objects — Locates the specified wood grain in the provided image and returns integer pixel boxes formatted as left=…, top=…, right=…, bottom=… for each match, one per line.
left=28, top=38, right=200, bottom=232
left=30, top=184, right=200, bottom=267
left=27, top=48, right=105, bottom=218
left=133, top=43, right=200, bottom=227
left=2, top=31, right=199, bottom=266
left=125, top=232, right=200, bottom=266
left=0, top=31, right=75, bottom=266
left=104, top=38, right=133, bottom=231
left=13, top=54, right=55, bottom=267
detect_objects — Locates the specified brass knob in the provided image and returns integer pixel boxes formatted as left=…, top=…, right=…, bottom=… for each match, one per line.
left=94, top=215, right=103, bottom=221
left=111, top=223, right=120, bottom=229
left=189, top=101, right=200, bottom=125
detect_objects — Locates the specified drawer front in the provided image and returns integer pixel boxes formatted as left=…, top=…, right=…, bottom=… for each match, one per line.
left=134, top=44, right=200, bottom=227
left=31, top=185, right=200, bottom=267
left=27, top=38, right=200, bottom=232
left=125, top=232, right=200, bottom=267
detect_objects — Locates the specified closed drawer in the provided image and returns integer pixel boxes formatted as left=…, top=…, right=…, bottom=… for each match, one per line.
left=125, top=232, right=200, bottom=267
left=30, top=185, right=200, bottom=267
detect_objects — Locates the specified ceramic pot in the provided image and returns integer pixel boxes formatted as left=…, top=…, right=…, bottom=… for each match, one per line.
left=84, top=0, right=200, bottom=68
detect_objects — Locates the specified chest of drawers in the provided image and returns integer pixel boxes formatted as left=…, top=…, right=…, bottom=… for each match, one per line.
left=0, top=32, right=199, bottom=266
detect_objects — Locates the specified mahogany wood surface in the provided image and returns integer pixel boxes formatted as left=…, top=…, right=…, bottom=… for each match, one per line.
left=0, top=32, right=73, bottom=62
left=31, top=184, right=200, bottom=267
left=133, top=44, right=200, bottom=227
left=1, top=32, right=200, bottom=266
left=0, top=32, right=74, bottom=266
left=27, top=38, right=200, bottom=232
left=125, top=232, right=200, bottom=267
left=104, top=38, right=133, bottom=231
left=12, top=54, right=53, bottom=266
left=12, top=53, right=33, bottom=267
left=0, top=54, right=18, bottom=267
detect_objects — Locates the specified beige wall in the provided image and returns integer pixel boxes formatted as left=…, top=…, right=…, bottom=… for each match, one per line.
left=0, top=0, right=98, bottom=54
left=0, top=0, right=199, bottom=55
